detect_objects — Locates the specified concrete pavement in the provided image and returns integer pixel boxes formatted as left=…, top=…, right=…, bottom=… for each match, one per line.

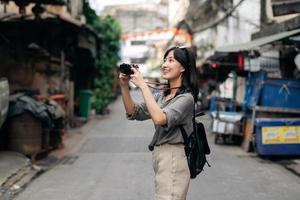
left=1, top=90, right=300, bottom=199
left=0, top=151, right=39, bottom=199
left=12, top=91, right=300, bottom=200
left=0, top=152, right=30, bottom=186
left=0, top=116, right=99, bottom=199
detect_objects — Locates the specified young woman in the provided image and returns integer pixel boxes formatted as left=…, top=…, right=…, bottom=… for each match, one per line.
left=119, top=46, right=199, bottom=200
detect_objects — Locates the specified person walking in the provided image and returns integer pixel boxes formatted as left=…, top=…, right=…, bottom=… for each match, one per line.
left=119, top=46, right=199, bottom=200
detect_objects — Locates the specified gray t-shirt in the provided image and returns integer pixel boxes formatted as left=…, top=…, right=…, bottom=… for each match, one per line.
left=126, top=92, right=194, bottom=151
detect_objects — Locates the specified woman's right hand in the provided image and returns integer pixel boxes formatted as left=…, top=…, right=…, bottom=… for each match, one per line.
left=119, top=73, right=130, bottom=87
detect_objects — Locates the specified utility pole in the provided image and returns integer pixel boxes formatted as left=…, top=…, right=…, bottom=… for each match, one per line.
left=133, top=12, right=137, bottom=31
left=260, top=0, right=269, bottom=29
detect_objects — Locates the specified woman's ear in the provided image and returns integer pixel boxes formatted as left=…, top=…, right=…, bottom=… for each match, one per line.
left=180, top=66, right=185, bottom=72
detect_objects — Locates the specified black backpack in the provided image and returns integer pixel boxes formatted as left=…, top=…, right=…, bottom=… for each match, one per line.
left=180, top=111, right=211, bottom=179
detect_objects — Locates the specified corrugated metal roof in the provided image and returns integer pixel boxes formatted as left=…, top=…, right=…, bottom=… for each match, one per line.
left=11, top=0, right=66, bottom=5
left=216, top=28, right=300, bottom=52
left=0, top=13, right=102, bottom=41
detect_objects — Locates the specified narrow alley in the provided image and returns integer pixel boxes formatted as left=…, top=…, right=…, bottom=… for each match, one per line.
left=13, top=91, right=300, bottom=200
left=1, top=1, right=300, bottom=200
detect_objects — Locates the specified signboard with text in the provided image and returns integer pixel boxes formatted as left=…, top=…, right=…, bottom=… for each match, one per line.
left=262, top=126, right=300, bottom=144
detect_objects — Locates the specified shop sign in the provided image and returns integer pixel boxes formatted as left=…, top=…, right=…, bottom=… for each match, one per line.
left=262, top=126, right=300, bottom=144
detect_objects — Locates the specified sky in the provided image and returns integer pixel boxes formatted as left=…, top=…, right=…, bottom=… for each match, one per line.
left=89, top=0, right=160, bottom=12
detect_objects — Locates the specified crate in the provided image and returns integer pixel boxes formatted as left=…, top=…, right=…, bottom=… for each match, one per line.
left=7, top=113, right=42, bottom=156
left=211, top=111, right=244, bottom=135
left=255, top=118, right=300, bottom=156
left=260, top=79, right=300, bottom=109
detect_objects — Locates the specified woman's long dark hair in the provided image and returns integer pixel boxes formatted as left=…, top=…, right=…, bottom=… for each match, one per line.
left=163, top=46, right=199, bottom=101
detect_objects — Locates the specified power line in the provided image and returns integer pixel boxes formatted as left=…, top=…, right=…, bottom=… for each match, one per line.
left=164, top=0, right=248, bottom=49
left=192, top=0, right=247, bottom=34
left=230, top=14, right=260, bottom=28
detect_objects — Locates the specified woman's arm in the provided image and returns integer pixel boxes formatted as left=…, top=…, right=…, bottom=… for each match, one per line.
left=120, top=85, right=135, bottom=115
left=130, top=68, right=167, bottom=125
left=139, top=83, right=167, bottom=125
left=119, top=73, right=135, bottom=115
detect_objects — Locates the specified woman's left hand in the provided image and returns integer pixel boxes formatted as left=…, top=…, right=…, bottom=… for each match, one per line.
left=130, top=65, right=147, bottom=89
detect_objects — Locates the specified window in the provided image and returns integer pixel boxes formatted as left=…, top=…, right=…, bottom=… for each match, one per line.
left=131, top=41, right=146, bottom=46
left=130, top=58, right=147, bottom=64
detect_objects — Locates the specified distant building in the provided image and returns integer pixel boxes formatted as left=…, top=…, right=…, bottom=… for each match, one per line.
left=101, top=2, right=168, bottom=33
left=99, top=1, right=197, bottom=76
left=185, top=0, right=261, bottom=65
left=167, top=0, right=189, bottom=28
left=100, top=2, right=168, bottom=75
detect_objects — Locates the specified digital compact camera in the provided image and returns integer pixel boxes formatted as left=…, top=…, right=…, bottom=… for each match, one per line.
left=119, top=63, right=134, bottom=75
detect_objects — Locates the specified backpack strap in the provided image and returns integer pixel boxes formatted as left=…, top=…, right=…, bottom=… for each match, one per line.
left=180, top=103, right=196, bottom=146
left=179, top=126, right=189, bottom=147
left=179, top=125, right=191, bottom=156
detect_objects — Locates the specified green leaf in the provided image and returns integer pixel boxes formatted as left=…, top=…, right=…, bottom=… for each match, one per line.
left=83, top=1, right=122, bottom=110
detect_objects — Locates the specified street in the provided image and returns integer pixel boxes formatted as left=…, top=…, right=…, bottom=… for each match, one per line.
left=14, top=91, right=300, bottom=200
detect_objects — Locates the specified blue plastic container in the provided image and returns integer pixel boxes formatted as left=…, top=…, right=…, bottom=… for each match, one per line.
left=260, top=79, right=300, bottom=109
left=209, top=96, right=217, bottom=113
left=255, top=118, right=300, bottom=156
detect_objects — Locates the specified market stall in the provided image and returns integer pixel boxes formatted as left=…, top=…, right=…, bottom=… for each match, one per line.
left=206, top=29, right=300, bottom=156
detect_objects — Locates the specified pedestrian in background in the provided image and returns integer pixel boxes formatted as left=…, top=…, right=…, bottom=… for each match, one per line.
left=119, top=46, right=199, bottom=200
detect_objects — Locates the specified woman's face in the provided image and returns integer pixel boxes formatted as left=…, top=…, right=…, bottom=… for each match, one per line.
left=161, top=50, right=184, bottom=80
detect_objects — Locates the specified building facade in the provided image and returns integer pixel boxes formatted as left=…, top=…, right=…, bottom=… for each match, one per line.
left=0, top=0, right=99, bottom=124
left=184, top=0, right=261, bottom=65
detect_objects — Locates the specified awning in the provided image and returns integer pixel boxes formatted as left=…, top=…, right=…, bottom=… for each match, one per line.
left=216, top=28, right=300, bottom=52
left=0, top=13, right=101, bottom=57
left=7, top=0, right=66, bottom=5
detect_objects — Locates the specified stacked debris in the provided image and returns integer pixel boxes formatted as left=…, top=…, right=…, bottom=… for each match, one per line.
left=2, top=92, right=65, bottom=159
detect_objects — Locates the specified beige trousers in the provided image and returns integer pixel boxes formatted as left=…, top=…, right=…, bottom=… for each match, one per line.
left=152, top=144, right=190, bottom=200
